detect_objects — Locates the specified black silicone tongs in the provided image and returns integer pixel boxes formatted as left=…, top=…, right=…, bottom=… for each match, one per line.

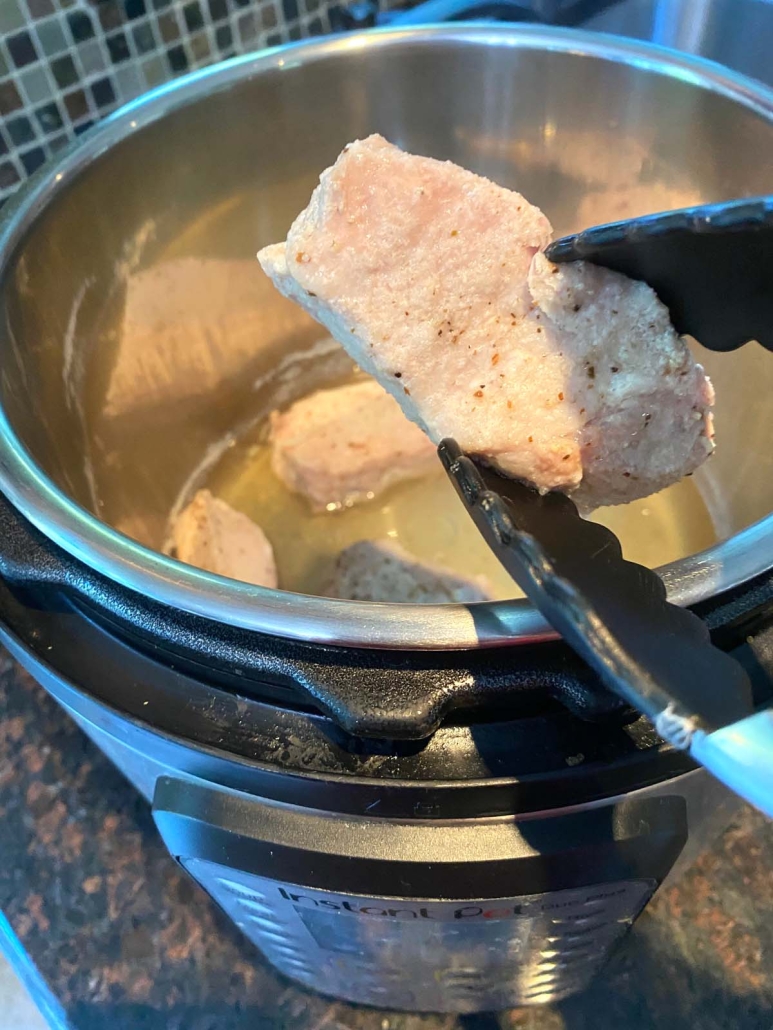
left=546, top=194, right=773, bottom=352
left=440, top=194, right=773, bottom=817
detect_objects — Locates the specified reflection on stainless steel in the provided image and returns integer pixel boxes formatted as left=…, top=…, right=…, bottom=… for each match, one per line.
left=586, top=0, right=773, bottom=88
left=0, top=26, right=773, bottom=649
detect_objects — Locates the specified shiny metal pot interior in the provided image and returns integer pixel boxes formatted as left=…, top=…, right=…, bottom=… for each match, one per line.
left=1, top=25, right=773, bottom=649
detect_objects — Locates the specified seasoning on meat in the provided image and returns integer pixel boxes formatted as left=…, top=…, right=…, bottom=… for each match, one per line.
left=172, top=489, right=277, bottom=588
left=326, top=539, right=492, bottom=603
left=258, top=134, right=714, bottom=510
left=269, top=379, right=437, bottom=512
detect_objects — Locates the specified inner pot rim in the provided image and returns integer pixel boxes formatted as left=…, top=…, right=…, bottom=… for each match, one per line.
left=1, top=24, right=773, bottom=651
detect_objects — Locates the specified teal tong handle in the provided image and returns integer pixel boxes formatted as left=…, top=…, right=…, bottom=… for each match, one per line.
left=690, top=710, right=773, bottom=818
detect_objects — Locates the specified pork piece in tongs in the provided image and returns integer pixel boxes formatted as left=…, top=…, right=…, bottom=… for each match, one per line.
left=259, top=135, right=773, bottom=817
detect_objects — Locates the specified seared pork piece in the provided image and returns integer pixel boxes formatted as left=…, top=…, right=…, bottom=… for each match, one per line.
left=327, top=539, right=492, bottom=603
left=172, top=489, right=277, bottom=588
left=259, top=135, right=714, bottom=510
left=270, top=379, right=437, bottom=511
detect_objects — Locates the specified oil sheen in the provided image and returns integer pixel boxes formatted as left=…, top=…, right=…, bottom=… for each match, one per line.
left=203, top=380, right=718, bottom=600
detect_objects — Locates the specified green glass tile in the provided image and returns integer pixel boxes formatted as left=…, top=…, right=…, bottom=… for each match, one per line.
left=77, top=40, right=106, bottom=75
left=141, top=55, right=165, bottom=88
left=20, top=65, right=54, bottom=105
left=36, top=16, right=68, bottom=56
left=115, top=63, right=142, bottom=100
left=0, top=0, right=26, bottom=35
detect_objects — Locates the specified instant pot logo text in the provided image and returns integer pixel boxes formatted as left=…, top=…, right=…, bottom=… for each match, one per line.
left=277, top=885, right=630, bottom=922
left=278, top=889, right=527, bottom=921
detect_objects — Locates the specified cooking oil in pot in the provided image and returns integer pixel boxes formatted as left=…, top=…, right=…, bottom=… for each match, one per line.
left=198, top=370, right=717, bottom=601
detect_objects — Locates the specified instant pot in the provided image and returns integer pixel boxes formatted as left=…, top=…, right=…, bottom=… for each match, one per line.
left=1, top=26, right=773, bottom=1013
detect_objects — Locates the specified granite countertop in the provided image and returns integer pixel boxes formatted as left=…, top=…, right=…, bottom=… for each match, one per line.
left=0, top=653, right=771, bottom=1030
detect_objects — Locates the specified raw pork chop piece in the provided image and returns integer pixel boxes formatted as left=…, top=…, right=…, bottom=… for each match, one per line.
left=326, top=539, right=492, bottom=603
left=172, top=489, right=277, bottom=588
left=258, top=135, right=714, bottom=510
left=270, top=379, right=437, bottom=511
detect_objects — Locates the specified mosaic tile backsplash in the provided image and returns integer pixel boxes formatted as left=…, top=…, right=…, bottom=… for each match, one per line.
left=0, top=0, right=387, bottom=206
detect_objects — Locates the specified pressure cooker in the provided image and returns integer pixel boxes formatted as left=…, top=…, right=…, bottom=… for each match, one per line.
left=1, top=26, right=772, bottom=1013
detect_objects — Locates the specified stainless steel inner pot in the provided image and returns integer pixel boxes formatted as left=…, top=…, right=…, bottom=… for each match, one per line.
left=1, top=25, right=773, bottom=650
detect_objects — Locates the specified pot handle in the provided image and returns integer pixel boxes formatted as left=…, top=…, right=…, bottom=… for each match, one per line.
left=0, top=490, right=767, bottom=743
left=0, top=493, right=632, bottom=738
left=0, top=492, right=77, bottom=596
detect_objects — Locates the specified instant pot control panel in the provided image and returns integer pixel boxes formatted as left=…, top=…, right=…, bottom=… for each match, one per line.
left=152, top=777, right=687, bottom=1010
